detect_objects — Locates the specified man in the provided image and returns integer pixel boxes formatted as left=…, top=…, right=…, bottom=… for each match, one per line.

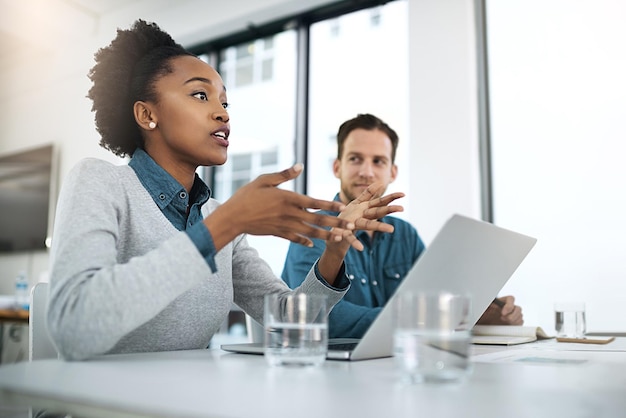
left=281, top=113, right=523, bottom=338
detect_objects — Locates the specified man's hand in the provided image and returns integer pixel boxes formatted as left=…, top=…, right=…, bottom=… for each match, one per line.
left=328, top=182, right=404, bottom=252
left=318, top=182, right=404, bottom=283
left=477, top=295, right=524, bottom=326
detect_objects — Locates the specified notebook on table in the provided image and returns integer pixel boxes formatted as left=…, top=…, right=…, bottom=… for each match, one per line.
left=221, top=214, right=537, bottom=361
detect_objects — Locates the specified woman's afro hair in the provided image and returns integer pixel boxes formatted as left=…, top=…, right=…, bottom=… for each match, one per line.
left=87, top=20, right=193, bottom=157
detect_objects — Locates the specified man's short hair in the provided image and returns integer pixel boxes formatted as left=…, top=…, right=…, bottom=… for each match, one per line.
left=336, top=114, right=399, bottom=163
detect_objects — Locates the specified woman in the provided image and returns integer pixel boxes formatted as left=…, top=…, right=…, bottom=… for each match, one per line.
left=47, top=20, right=404, bottom=360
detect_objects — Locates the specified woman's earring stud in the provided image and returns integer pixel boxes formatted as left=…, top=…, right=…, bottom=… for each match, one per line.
left=148, top=121, right=157, bottom=129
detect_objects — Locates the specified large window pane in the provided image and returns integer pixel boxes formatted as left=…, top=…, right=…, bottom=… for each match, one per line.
left=210, top=31, right=298, bottom=275
left=200, top=2, right=410, bottom=277
left=307, top=1, right=411, bottom=217
left=487, top=0, right=626, bottom=332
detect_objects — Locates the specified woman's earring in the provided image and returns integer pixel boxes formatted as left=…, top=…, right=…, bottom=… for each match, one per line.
left=148, top=121, right=157, bottom=129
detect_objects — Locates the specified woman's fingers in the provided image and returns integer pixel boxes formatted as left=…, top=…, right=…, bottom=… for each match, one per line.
left=215, top=165, right=359, bottom=245
left=303, top=197, right=346, bottom=213
left=296, top=207, right=354, bottom=231
left=353, top=218, right=395, bottom=234
left=269, top=217, right=346, bottom=245
left=258, top=164, right=345, bottom=212
left=223, top=166, right=407, bottom=247
left=361, top=205, right=404, bottom=221
left=260, top=163, right=303, bottom=187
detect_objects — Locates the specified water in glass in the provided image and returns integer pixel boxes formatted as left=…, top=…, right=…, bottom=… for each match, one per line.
left=394, top=329, right=472, bottom=384
left=265, top=322, right=328, bottom=367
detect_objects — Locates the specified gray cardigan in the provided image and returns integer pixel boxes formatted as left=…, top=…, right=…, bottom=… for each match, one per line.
left=47, top=158, right=347, bottom=360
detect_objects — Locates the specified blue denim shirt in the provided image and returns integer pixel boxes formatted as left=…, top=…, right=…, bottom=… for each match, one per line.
left=281, top=194, right=425, bottom=338
left=129, top=149, right=219, bottom=272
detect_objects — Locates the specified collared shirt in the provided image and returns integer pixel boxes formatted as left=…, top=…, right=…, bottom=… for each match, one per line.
left=129, top=149, right=218, bottom=271
left=281, top=193, right=426, bottom=338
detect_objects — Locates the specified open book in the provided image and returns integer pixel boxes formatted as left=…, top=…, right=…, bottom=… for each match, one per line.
left=471, top=325, right=553, bottom=345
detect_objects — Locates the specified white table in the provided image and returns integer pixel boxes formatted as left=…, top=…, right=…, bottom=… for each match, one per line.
left=0, top=341, right=625, bottom=418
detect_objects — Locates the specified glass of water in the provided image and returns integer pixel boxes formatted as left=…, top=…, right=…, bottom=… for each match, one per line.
left=554, top=302, right=586, bottom=338
left=393, top=291, right=473, bottom=384
left=263, top=293, right=328, bottom=368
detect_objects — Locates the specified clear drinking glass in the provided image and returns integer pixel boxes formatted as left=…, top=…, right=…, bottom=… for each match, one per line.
left=393, top=291, right=473, bottom=384
left=263, top=293, right=328, bottom=368
left=554, top=302, right=586, bottom=338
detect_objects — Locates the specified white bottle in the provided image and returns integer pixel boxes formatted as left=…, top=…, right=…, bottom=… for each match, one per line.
left=14, top=271, right=29, bottom=310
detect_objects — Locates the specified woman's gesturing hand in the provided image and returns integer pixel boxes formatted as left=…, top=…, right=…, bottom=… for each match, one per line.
left=205, top=164, right=355, bottom=251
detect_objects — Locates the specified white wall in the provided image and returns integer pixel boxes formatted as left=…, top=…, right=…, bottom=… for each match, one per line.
left=407, top=0, right=482, bottom=242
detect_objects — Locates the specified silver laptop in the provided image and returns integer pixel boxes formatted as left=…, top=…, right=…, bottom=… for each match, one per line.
left=221, top=214, right=537, bottom=361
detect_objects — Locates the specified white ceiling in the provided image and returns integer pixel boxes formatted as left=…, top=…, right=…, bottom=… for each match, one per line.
left=66, top=0, right=142, bottom=15
left=0, top=0, right=144, bottom=73
left=0, top=0, right=338, bottom=81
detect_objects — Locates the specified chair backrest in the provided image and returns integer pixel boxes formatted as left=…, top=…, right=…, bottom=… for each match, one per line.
left=29, top=282, right=58, bottom=361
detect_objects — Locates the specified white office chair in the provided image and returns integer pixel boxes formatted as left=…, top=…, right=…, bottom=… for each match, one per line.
left=29, top=282, right=58, bottom=361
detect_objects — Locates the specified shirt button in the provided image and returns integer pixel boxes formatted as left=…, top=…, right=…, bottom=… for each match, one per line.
left=348, top=274, right=354, bottom=280
left=394, top=273, right=400, bottom=279
left=360, top=278, right=366, bottom=284
left=372, top=280, right=378, bottom=286
left=179, top=191, right=187, bottom=199
left=159, top=193, right=166, bottom=200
